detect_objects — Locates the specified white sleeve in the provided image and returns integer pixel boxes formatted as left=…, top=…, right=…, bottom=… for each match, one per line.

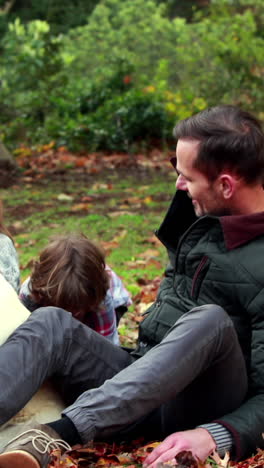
left=0, top=233, right=20, bottom=293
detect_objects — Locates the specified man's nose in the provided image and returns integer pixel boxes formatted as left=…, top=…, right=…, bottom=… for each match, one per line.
left=176, top=174, right=187, bottom=191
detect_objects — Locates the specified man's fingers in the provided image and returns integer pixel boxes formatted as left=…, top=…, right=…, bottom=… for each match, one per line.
left=146, top=447, right=179, bottom=468
left=144, top=439, right=177, bottom=466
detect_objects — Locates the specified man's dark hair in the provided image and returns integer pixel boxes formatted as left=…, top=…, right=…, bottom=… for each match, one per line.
left=30, top=233, right=109, bottom=319
left=173, top=105, right=264, bottom=184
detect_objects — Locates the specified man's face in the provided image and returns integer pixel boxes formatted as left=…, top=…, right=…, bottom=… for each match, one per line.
left=175, top=139, right=227, bottom=217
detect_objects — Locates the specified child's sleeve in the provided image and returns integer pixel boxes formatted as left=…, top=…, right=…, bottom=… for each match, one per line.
left=96, top=291, right=120, bottom=345
left=106, top=265, right=132, bottom=310
left=0, top=233, right=20, bottom=293
left=19, top=277, right=40, bottom=312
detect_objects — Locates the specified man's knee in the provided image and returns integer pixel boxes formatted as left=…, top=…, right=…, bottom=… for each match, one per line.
left=198, top=304, right=234, bottom=330
left=192, top=303, right=230, bottom=320
left=170, top=304, right=234, bottom=335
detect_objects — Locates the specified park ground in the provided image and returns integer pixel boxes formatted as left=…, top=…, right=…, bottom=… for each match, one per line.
left=1, top=148, right=176, bottom=347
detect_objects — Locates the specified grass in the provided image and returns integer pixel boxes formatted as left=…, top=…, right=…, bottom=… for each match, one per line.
left=0, top=169, right=175, bottom=297
left=0, top=167, right=176, bottom=346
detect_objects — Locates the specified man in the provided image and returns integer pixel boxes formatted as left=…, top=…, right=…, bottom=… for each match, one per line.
left=0, top=105, right=264, bottom=468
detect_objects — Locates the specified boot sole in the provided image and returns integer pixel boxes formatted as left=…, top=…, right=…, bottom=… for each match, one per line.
left=0, top=450, right=40, bottom=467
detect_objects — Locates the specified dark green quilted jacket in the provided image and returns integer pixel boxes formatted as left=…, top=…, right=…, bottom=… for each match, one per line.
left=132, top=190, right=264, bottom=459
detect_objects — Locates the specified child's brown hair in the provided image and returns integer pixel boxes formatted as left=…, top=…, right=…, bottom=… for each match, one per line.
left=30, top=233, right=109, bottom=319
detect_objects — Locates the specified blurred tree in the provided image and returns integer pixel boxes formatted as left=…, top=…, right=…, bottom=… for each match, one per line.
left=0, top=0, right=99, bottom=35
left=0, top=19, right=67, bottom=144
left=157, top=0, right=210, bottom=20
left=0, top=0, right=264, bottom=151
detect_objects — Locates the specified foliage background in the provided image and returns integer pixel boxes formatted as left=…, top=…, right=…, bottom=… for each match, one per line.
left=0, top=0, right=263, bottom=153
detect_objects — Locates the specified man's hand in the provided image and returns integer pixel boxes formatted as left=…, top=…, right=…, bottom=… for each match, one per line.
left=143, top=428, right=216, bottom=467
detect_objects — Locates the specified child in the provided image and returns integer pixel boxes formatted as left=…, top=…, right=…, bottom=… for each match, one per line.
left=19, top=233, right=131, bottom=345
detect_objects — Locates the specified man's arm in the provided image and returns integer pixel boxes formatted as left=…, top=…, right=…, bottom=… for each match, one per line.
left=215, top=291, right=264, bottom=459
left=145, top=290, right=264, bottom=466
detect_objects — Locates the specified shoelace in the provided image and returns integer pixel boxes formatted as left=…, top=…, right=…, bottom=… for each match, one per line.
left=8, top=428, right=72, bottom=455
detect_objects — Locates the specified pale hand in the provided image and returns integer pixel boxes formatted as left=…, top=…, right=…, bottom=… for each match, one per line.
left=143, top=428, right=216, bottom=467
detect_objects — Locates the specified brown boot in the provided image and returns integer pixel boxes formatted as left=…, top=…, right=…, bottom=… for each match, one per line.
left=0, top=424, right=71, bottom=467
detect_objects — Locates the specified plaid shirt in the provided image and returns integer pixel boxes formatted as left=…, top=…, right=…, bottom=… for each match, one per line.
left=19, top=265, right=132, bottom=345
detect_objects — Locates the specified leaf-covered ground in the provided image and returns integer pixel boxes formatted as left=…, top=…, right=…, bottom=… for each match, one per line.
left=1, top=147, right=174, bottom=346
left=48, top=442, right=264, bottom=468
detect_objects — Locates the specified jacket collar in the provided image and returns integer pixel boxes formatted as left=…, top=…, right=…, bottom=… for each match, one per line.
left=220, top=212, right=264, bottom=250
left=157, top=190, right=264, bottom=252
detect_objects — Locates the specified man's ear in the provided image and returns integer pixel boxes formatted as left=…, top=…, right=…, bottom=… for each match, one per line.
left=218, top=174, right=237, bottom=199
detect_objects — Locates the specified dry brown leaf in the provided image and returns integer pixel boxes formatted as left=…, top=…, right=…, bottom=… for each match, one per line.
left=138, top=249, right=160, bottom=259
left=209, top=451, right=230, bottom=468
left=112, top=230, right=128, bottom=243
left=70, top=203, right=91, bottom=212
left=147, top=235, right=162, bottom=247
left=109, top=211, right=133, bottom=218
left=101, top=241, right=119, bottom=254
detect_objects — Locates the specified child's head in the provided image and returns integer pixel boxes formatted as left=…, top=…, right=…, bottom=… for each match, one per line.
left=30, top=233, right=109, bottom=318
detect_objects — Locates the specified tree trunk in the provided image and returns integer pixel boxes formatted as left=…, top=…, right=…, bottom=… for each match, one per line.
left=0, top=141, right=16, bottom=169
left=0, top=0, right=16, bottom=15
left=0, top=141, right=18, bottom=188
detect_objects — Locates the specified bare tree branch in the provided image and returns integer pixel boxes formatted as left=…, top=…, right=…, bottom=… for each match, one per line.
left=0, top=0, right=16, bottom=15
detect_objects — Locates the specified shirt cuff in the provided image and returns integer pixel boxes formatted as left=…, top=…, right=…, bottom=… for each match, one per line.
left=198, top=423, right=233, bottom=456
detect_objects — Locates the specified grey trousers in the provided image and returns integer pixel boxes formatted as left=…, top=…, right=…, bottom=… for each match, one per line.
left=0, top=305, right=247, bottom=444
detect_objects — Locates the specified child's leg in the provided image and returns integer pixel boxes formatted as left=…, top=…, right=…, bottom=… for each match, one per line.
left=0, top=307, right=134, bottom=425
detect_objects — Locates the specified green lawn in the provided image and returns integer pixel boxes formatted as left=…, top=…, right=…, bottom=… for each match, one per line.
left=1, top=168, right=176, bottom=344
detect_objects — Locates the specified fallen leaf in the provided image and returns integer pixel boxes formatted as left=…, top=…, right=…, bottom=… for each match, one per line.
left=175, top=450, right=198, bottom=468
left=57, top=146, right=68, bottom=152
left=109, top=211, right=133, bottom=218
left=23, top=176, right=34, bottom=182
left=143, top=196, right=153, bottom=205
left=147, top=235, right=162, bottom=247
left=57, top=193, right=74, bottom=202
left=112, top=230, right=128, bottom=243
left=91, top=183, right=109, bottom=191
left=119, top=203, right=141, bottom=210
left=138, top=249, right=160, bottom=259
left=136, top=302, right=153, bottom=315
left=209, top=451, right=230, bottom=468
left=125, top=260, right=147, bottom=268
left=9, top=221, right=24, bottom=231
left=81, top=196, right=94, bottom=202
left=70, top=203, right=91, bottom=212
left=75, top=157, right=87, bottom=168
left=101, top=241, right=119, bottom=254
